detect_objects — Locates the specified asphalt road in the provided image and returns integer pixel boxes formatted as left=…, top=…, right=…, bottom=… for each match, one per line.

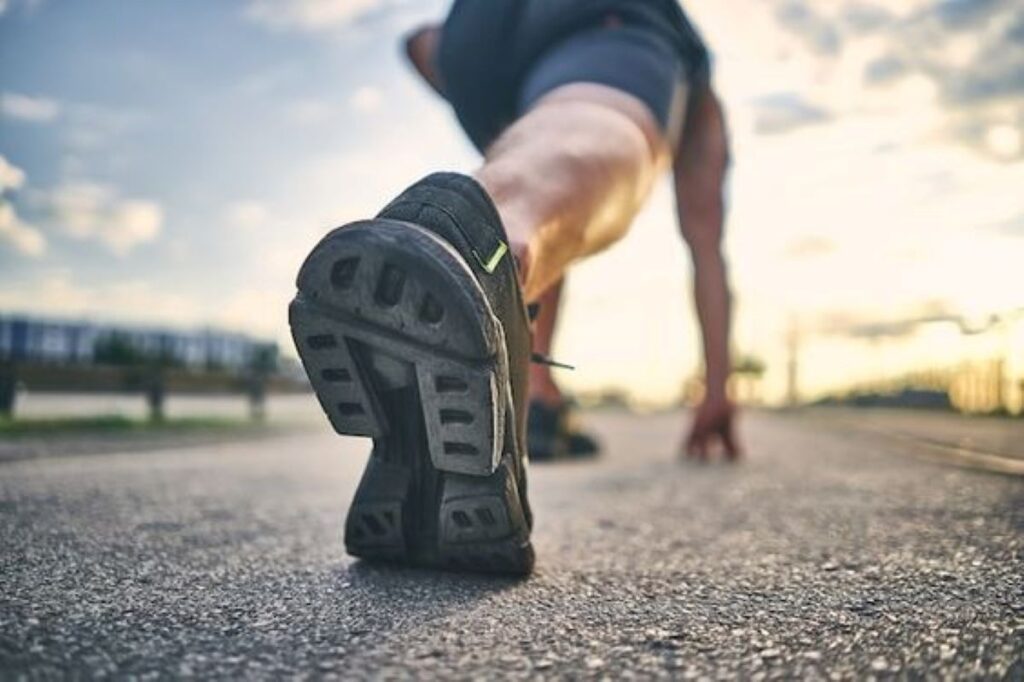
left=2, top=408, right=1022, bottom=678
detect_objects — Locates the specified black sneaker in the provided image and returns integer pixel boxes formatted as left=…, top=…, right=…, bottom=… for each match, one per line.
left=527, top=399, right=601, bottom=462
left=289, top=173, right=534, bottom=574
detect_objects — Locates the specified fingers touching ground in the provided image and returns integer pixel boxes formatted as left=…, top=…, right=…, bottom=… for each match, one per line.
left=684, top=402, right=742, bottom=462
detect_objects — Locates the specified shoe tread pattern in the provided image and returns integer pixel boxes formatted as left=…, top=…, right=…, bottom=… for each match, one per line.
left=290, top=220, right=532, bottom=574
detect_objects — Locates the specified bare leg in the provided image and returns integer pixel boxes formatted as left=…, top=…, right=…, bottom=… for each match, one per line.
left=403, top=38, right=666, bottom=404
left=403, top=41, right=673, bottom=462
left=403, top=30, right=669, bottom=302
left=528, top=279, right=565, bottom=406
left=475, top=83, right=672, bottom=303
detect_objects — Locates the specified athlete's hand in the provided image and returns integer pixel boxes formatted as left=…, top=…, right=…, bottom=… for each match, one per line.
left=404, top=24, right=445, bottom=97
left=684, top=395, right=741, bottom=461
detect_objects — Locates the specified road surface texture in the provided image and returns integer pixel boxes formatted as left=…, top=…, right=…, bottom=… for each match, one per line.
left=2, top=409, right=1022, bottom=678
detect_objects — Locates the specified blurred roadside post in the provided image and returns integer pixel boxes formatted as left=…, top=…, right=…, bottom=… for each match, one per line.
left=0, top=362, right=15, bottom=417
left=146, top=368, right=166, bottom=422
left=245, top=344, right=278, bottom=422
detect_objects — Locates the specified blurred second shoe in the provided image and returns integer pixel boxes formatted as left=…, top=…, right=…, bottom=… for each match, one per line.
left=527, top=399, right=601, bottom=462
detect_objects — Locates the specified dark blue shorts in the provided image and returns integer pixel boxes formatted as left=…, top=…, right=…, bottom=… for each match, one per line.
left=437, top=0, right=710, bottom=152
left=519, top=24, right=691, bottom=146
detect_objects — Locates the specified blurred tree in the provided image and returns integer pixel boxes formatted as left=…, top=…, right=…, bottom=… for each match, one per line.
left=732, top=354, right=766, bottom=406
left=245, top=343, right=279, bottom=422
left=734, top=355, right=766, bottom=376
left=247, top=343, right=279, bottom=376
left=93, top=332, right=146, bottom=366
left=93, top=332, right=182, bottom=368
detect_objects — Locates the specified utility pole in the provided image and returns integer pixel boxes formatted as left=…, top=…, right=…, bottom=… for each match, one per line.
left=786, top=318, right=800, bottom=407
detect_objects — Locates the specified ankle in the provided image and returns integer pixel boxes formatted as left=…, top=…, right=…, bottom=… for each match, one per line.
left=529, top=376, right=563, bottom=407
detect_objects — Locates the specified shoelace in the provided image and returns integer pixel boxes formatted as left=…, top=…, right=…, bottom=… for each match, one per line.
left=531, top=353, right=575, bottom=370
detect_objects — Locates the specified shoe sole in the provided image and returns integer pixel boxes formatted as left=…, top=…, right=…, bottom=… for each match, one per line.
left=289, top=219, right=534, bottom=574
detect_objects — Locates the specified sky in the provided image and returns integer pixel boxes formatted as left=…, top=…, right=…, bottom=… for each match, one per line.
left=1, top=0, right=1022, bottom=405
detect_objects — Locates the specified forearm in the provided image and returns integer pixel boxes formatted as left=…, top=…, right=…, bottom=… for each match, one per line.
left=691, top=246, right=732, bottom=399
left=674, top=87, right=742, bottom=455
left=673, top=86, right=733, bottom=400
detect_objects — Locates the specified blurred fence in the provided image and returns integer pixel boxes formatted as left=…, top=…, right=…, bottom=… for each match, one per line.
left=0, top=315, right=309, bottom=421
left=813, top=358, right=1023, bottom=416
left=0, top=362, right=310, bottom=421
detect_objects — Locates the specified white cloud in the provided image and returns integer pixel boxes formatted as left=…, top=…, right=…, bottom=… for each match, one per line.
left=245, top=0, right=385, bottom=31
left=224, top=200, right=272, bottom=231
left=0, top=202, right=46, bottom=257
left=751, top=92, right=831, bottom=134
left=349, top=86, right=382, bottom=114
left=0, top=271, right=288, bottom=345
left=0, top=0, right=46, bottom=17
left=0, top=273, right=202, bottom=327
left=752, top=0, right=1024, bottom=161
left=108, top=201, right=162, bottom=254
left=46, top=182, right=163, bottom=256
left=985, top=123, right=1022, bottom=160
left=0, top=155, right=45, bottom=257
left=0, top=155, right=26, bottom=192
left=1, top=92, right=60, bottom=123
left=217, top=285, right=294, bottom=340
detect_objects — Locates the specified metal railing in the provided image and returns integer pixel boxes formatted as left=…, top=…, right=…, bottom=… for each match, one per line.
left=0, top=361, right=309, bottom=422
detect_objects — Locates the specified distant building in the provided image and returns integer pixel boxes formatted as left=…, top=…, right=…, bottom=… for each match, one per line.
left=0, top=314, right=276, bottom=373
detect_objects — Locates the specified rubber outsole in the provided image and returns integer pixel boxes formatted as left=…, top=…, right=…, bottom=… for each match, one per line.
left=289, top=220, right=533, bottom=574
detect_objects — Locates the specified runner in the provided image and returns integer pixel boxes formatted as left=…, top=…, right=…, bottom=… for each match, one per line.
left=290, top=0, right=740, bottom=574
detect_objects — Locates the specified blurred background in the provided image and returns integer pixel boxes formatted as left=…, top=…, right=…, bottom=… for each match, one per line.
left=1, top=0, right=1021, bottom=423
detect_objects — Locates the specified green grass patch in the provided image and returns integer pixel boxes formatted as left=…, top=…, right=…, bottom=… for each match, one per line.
left=0, top=415, right=255, bottom=438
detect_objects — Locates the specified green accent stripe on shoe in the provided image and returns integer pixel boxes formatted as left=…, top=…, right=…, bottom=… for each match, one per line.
left=478, top=242, right=508, bottom=274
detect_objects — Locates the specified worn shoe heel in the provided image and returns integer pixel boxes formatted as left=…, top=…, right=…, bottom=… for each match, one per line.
left=289, top=219, right=532, bottom=573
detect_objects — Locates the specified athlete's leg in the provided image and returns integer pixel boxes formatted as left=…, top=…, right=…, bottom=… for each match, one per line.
left=406, top=21, right=676, bottom=305
left=528, top=279, right=564, bottom=406
left=476, top=83, right=672, bottom=303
